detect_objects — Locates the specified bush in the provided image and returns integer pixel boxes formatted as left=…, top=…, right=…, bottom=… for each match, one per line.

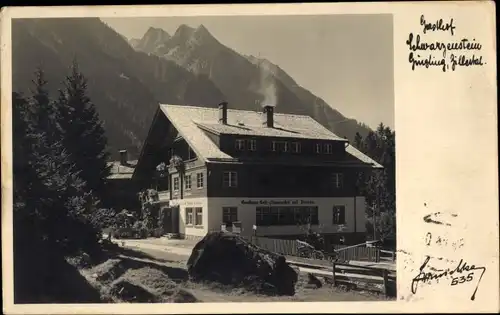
left=91, top=208, right=117, bottom=230
left=112, top=220, right=152, bottom=239
left=113, top=227, right=133, bottom=239
left=151, top=228, right=164, bottom=238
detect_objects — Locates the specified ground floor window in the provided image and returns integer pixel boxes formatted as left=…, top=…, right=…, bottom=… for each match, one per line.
left=333, top=205, right=346, bottom=224
left=185, top=207, right=194, bottom=225
left=195, top=207, right=203, bottom=226
left=222, top=207, right=238, bottom=226
left=173, top=176, right=180, bottom=191
left=256, top=206, right=319, bottom=226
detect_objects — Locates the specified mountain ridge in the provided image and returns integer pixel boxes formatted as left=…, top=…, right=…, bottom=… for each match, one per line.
left=131, top=24, right=372, bottom=139
left=13, top=18, right=225, bottom=159
left=12, top=18, right=372, bottom=160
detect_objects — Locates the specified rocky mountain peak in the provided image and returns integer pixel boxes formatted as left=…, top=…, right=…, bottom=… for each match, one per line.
left=142, top=26, right=171, bottom=42
left=173, top=24, right=196, bottom=39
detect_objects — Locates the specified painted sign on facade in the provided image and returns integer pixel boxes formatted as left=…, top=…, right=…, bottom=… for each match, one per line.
left=240, top=199, right=316, bottom=205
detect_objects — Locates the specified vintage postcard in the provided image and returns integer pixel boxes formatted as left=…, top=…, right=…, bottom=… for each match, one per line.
left=1, top=2, right=498, bottom=314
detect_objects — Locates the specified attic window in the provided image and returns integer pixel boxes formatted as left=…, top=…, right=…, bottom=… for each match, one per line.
left=324, top=144, right=333, bottom=154
left=248, top=139, right=257, bottom=151
left=188, top=147, right=196, bottom=159
left=291, top=142, right=301, bottom=153
left=235, top=139, right=245, bottom=151
left=281, top=142, right=289, bottom=153
left=315, top=143, right=322, bottom=154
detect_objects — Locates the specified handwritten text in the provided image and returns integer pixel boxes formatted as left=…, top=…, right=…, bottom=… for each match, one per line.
left=411, top=256, right=486, bottom=300
left=406, top=15, right=485, bottom=72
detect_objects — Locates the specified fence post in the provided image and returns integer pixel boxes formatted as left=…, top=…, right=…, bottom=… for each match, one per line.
left=392, top=251, right=395, bottom=262
left=331, top=262, right=337, bottom=287
left=382, top=269, right=389, bottom=296
left=376, top=249, right=380, bottom=263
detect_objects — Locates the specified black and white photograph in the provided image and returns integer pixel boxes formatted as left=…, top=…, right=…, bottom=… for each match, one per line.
left=2, top=3, right=498, bottom=314
left=10, top=13, right=396, bottom=304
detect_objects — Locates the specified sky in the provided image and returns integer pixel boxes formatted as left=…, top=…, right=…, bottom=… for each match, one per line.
left=102, top=14, right=394, bottom=130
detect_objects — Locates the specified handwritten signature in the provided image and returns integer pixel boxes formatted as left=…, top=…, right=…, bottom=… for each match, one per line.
left=411, top=256, right=486, bottom=300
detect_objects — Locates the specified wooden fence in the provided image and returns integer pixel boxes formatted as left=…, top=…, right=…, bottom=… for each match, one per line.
left=332, top=262, right=396, bottom=296
left=379, top=249, right=397, bottom=262
left=333, top=244, right=381, bottom=262
left=249, top=236, right=385, bottom=262
left=250, top=236, right=299, bottom=256
left=285, top=256, right=396, bottom=297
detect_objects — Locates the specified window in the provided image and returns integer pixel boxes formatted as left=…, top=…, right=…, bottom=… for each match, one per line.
left=324, top=143, right=333, bottom=154
left=271, top=141, right=289, bottom=152
left=281, top=141, right=289, bottom=152
left=195, top=207, right=203, bottom=226
left=235, top=139, right=245, bottom=151
left=173, top=176, right=180, bottom=191
left=291, top=142, right=301, bottom=153
left=332, top=173, right=343, bottom=189
left=333, top=206, right=346, bottom=224
left=197, top=172, right=204, bottom=188
left=249, top=139, right=257, bottom=151
left=271, top=141, right=278, bottom=152
left=293, top=206, right=319, bottom=225
left=223, top=171, right=238, bottom=187
left=256, top=206, right=319, bottom=226
left=186, top=208, right=194, bottom=225
left=315, top=143, right=322, bottom=153
left=222, top=207, right=238, bottom=226
left=188, top=148, right=196, bottom=159
left=185, top=174, right=192, bottom=190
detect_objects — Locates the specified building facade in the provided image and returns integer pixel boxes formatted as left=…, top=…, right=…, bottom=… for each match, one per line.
left=105, top=150, right=141, bottom=212
left=131, top=102, right=382, bottom=243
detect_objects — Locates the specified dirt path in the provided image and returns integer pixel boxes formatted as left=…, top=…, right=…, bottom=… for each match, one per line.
left=114, top=238, right=396, bottom=280
left=104, top=238, right=393, bottom=302
left=113, top=237, right=396, bottom=269
left=112, top=239, right=193, bottom=257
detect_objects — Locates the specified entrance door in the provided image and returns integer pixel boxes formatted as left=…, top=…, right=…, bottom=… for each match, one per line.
left=162, top=206, right=180, bottom=234
left=171, top=205, right=180, bottom=234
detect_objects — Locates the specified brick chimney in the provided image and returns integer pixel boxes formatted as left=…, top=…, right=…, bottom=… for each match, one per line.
left=218, top=101, right=228, bottom=124
left=263, top=105, right=274, bottom=128
left=119, top=150, right=128, bottom=166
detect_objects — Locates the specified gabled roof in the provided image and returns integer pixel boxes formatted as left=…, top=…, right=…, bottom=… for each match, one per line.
left=107, top=160, right=137, bottom=179
left=159, top=104, right=383, bottom=168
left=195, top=121, right=345, bottom=141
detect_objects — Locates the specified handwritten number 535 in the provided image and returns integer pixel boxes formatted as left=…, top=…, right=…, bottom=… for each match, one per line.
left=451, top=273, right=474, bottom=286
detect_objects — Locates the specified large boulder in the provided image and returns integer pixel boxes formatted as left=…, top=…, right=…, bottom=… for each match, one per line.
left=187, top=232, right=298, bottom=296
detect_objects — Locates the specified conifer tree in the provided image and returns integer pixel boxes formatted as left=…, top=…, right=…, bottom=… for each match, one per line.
left=12, top=92, right=33, bottom=209
left=57, top=59, right=110, bottom=202
left=13, top=69, right=100, bottom=254
left=354, top=132, right=363, bottom=150
left=29, top=67, right=61, bottom=144
left=353, top=123, right=396, bottom=244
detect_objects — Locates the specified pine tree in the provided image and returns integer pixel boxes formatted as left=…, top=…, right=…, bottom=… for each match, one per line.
left=13, top=69, right=101, bottom=254
left=354, top=132, right=363, bottom=150
left=57, top=59, right=110, bottom=202
left=358, top=123, right=396, bottom=243
left=13, top=69, right=104, bottom=303
left=12, top=92, right=34, bottom=209
left=29, top=67, right=61, bottom=144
